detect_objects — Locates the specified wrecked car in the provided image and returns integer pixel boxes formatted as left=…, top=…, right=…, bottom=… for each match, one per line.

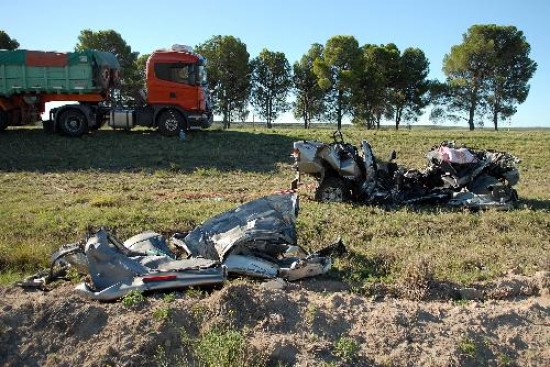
left=171, top=191, right=343, bottom=281
left=22, top=192, right=344, bottom=301
left=291, top=131, right=520, bottom=210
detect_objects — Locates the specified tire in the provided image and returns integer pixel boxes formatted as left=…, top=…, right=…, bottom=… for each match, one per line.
left=58, top=109, right=88, bottom=137
left=315, top=177, right=351, bottom=202
left=0, top=110, right=8, bottom=132
left=157, top=110, right=185, bottom=137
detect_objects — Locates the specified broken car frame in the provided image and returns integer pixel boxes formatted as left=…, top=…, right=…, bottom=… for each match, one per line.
left=292, top=131, right=520, bottom=210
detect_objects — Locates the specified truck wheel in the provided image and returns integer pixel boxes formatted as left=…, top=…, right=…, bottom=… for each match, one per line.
left=58, top=109, right=88, bottom=137
left=315, top=177, right=351, bottom=202
left=0, top=110, right=8, bottom=131
left=157, top=110, right=184, bottom=137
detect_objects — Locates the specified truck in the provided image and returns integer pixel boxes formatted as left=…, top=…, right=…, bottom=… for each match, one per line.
left=0, top=45, right=212, bottom=137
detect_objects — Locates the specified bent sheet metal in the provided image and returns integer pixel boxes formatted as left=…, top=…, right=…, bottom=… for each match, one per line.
left=22, top=192, right=343, bottom=301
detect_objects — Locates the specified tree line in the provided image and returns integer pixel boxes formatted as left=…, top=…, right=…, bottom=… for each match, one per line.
left=0, top=25, right=537, bottom=131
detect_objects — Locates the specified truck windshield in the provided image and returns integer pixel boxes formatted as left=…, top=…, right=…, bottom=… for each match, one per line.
left=154, top=63, right=196, bottom=85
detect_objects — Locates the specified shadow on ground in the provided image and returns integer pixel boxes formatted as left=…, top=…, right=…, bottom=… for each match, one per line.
left=518, top=198, right=550, bottom=211
left=0, top=128, right=297, bottom=173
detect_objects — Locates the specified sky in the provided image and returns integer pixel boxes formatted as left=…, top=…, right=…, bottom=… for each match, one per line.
left=2, top=0, right=549, bottom=127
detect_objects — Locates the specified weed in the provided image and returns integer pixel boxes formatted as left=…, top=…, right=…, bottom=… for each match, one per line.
left=185, top=287, right=205, bottom=299
left=458, top=337, right=477, bottom=357
left=152, top=307, right=171, bottom=322
left=154, top=345, right=169, bottom=367
left=195, top=167, right=221, bottom=177
left=402, top=257, right=434, bottom=287
left=334, top=336, right=360, bottom=362
left=453, top=299, right=470, bottom=306
left=498, top=353, right=513, bottom=366
left=179, top=328, right=193, bottom=348
left=377, top=355, right=395, bottom=367
left=121, top=290, right=145, bottom=308
left=89, top=194, right=120, bottom=208
left=195, top=328, right=247, bottom=366
left=0, top=270, right=25, bottom=286
left=399, top=256, right=434, bottom=300
left=340, top=252, right=396, bottom=285
left=177, top=326, right=264, bottom=367
left=190, top=303, right=208, bottom=324
left=162, top=292, right=176, bottom=303
left=305, top=303, right=318, bottom=325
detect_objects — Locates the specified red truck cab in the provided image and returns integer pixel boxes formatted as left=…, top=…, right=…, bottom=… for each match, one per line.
left=144, top=46, right=212, bottom=132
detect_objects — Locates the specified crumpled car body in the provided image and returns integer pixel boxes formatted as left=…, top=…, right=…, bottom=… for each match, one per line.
left=172, top=192, right=338, bottom=281
left=61, top=229, right=226, bottom=301
left=38, top=192, right=340, bottom=301
left=292, top=134, right=520, bottom=210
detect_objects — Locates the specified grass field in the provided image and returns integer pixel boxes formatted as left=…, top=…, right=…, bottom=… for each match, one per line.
left=1, top=124, right=549, bottom=292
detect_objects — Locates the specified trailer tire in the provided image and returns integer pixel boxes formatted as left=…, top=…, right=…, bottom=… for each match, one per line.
left=0, top=110, right=8, bottom=131
left=315, top=177, right=351, bottom=202
left=157, top=110, right=185, bottom=137
left=58, top=109, right=88, bottom=137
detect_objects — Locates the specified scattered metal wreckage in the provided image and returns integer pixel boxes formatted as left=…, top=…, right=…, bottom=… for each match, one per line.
left=292, top=131, right=520, bottom=210
left=19, top=192, right=345, bottom=301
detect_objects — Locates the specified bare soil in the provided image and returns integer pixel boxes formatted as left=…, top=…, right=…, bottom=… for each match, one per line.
left=1, top=272, right=549, bottom=367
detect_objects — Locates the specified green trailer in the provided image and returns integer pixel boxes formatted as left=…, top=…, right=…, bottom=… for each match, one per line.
left=0, top=49, right=120, bottom=97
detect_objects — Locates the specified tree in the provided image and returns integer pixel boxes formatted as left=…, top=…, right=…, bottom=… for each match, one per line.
left=442, top=27, right=493, bottom=130
left=481, top=25, right=537, bottom=130
left=313, top=35, right=361, bottom=130
left=388, top=47, right=430, bottom=130
left=195, top=36, right=251, bottom=129
left=352, top=43, right=399, bottom=129
left=441, top=24, right=536, bottom=130
left=75, top=29, right=139, bottom=98
left=250, top=49, right=292, bottom=128
left=0, top=30, right=19, bottom=50
left=293, top=44, right=326, bottom=129
left=125, top=53, right=149, bottom=106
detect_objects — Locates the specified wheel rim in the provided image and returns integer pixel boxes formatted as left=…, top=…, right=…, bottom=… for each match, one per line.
left=164, top=113, right=179, bottom=132
left=64, top=114, right=85, bottom=133
left=165, top=117, right=178, bottom=132
left=320, top=186, right=344, bottom=202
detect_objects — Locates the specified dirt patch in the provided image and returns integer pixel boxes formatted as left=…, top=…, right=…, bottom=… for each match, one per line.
left=1, top=272, right=549, bottom=367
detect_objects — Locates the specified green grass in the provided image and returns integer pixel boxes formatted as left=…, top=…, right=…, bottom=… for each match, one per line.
left=334, top=336, right=361, bottom=362
left=172, top=326, right=264, bottom=367
left=1, top=124, right=549, bottom=287
left=121, top=290, right=146, bottom=307
left=458, top=337, right=478, bottom=357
